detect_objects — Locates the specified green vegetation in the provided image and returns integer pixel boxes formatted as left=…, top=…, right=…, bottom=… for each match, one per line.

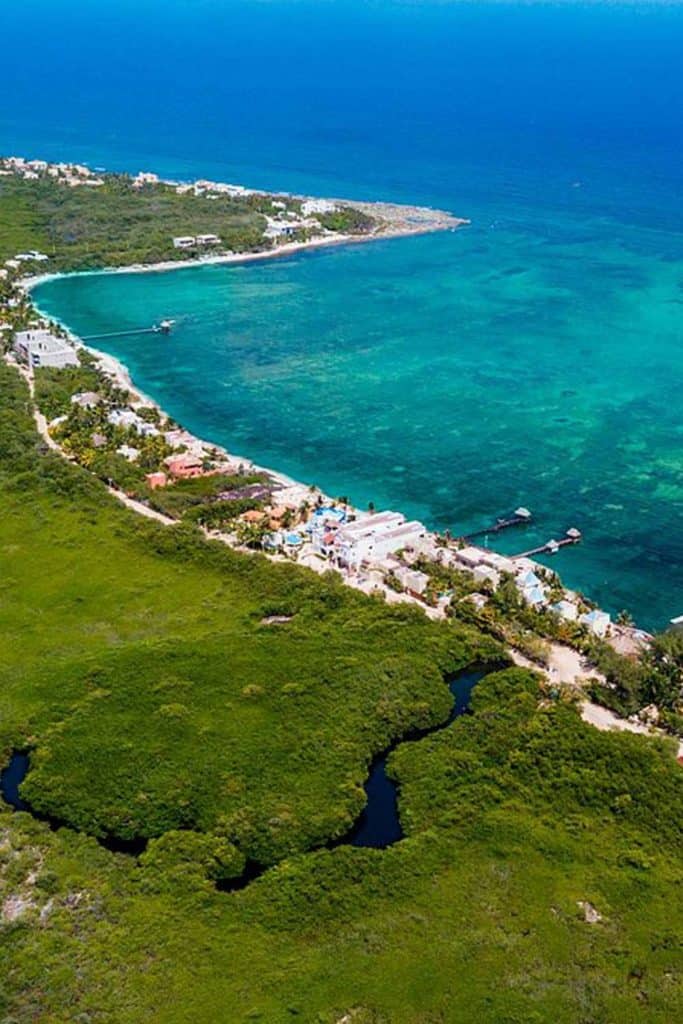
left=1, top=361, right=682, bottom=1022
left=588, top=631, right=683, bottom=734
left=0, top=362, right=493, bottom=862
left=0, top=171, right=379, bottom=271
left=0, top=174, right=267, bottom=268
left=316, top=206, right=376, bottom=234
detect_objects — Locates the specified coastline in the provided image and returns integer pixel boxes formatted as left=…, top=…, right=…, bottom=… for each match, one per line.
left=13, top=254, right=683, bottom=761
left=22, top=206, right=468, bottom=493
left=19, top=214, right=468, bottom=292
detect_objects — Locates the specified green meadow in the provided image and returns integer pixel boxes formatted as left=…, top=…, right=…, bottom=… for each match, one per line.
left=1, top=362, right=682, bottom=1022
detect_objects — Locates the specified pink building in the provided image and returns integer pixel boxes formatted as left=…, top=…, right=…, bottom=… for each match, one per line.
left=145, top=471, right=168, bottom=489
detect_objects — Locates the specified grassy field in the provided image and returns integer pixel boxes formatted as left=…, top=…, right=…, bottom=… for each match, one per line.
left=1, top=362, right=682, bottom=1022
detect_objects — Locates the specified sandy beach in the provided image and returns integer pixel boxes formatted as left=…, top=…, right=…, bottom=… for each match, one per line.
left=19, top=210, right=467, bottom=292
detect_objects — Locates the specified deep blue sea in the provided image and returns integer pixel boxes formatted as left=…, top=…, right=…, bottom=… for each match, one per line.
left=4, top=1, right=683, bottom=629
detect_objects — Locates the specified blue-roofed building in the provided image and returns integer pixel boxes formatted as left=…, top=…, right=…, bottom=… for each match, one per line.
left=579, top=609, right=611, bottom=638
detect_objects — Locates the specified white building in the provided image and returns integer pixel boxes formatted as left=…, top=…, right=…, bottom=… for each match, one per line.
left=552, top=599, right=579, bottom=622
left=108, top=409, right=158, bottom=437
left=71, top=391, right=101, bottom=409
left=453, top=546, right=485, bottom=570
left=196, top=234, right=221, bottom=246
left=173, top=236, right=196, bottom=249
left=478, top=550, right=516, bottom=575
left=333, top=512, right=427, bottom=570
left=116, top=445, right=140, bottom=462
left=394, top=565, right=430, bottom=597
left=13, top=329, right=78, bottom=369
left=515, top=569, right=548, bottom=608
left=473, top=565, right=501, bottom=589
left=133, top=172, right=159, bottom=187
left=580, top=609, right=611, bottom=638
left=301, top=199, right=337, bottom=216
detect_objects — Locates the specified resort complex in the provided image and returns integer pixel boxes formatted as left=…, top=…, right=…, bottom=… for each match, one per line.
left=0, top=204, right=678, bottom=758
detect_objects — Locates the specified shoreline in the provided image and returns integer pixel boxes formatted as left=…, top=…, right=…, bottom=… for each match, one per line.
left=22, top=209, right=467, bottom=494
left=19, top=215, right=467, bottom=291
left=12, top=256, right=683, bottom=761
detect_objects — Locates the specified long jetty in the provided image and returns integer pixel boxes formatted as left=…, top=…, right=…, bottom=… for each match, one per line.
left=514, top=528, right=582, bottom=559
left=462, top=506, right=532, bottom=541
left=83, top=319, right=174, bottom=342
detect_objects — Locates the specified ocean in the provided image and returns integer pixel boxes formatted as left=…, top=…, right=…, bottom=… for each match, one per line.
left=5, top=1, right=683, bottom=629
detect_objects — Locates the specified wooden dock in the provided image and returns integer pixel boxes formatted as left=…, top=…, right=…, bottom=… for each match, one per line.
left=83, top=319, right=174, bottom=342
left=514, top=528, right=582, bottom=559
left=462, top=506, right=532, bottom=542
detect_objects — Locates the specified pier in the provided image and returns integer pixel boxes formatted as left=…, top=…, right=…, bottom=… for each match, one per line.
left=83, top=318, right=174, bottom=342
left=462, top=506, right=532, bottom=541
left=514, top=528, right=582, bottom=559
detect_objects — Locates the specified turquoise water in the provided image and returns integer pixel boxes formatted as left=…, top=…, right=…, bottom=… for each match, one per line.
left=5, top=0, right=683, bottom=630
left=34, top=204, right=683, bottom=631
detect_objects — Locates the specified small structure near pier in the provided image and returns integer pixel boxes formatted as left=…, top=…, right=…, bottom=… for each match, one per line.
left=514, top=528, right=582, bottom=560
left=462, top=506, right=532, bottom=542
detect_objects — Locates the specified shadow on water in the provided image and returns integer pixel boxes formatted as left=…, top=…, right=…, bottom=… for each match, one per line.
left=2, top=665, right=497, bottom=891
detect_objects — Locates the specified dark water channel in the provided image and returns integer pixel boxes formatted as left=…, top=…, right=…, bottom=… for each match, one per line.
left=0, top=752, right=146, bottom=855
left=1, top=665, right=493, bottom=888
left=341, top=666, right=487, bottom=849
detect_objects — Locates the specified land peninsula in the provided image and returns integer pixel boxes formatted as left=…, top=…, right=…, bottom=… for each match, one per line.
left=0, top=155, right=682, bottom=1023
left=0, top=155, right=464, bottom=275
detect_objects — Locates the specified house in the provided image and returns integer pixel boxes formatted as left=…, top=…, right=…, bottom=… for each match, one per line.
left=240, top=509, right=267, bottom=524
left=172, top=236, right=196, bottom=250
left=145, top=471, right=168, bottom=489
left=70, top=391, right=101, bottom=409
left=13, top=329, right=78, bottom=369
left=394, top=566, right=430, bottom=597
left=164, top=428, right=197, bottom=448
left=108, top=408, right=139, bottom=429
left=264, top=220, right=297, bottom=240
left=473, top=565, right=501, bottom=589
left=580, top=609, right=611, bottom=638
left=478, top=550, right=516, bottom=575
left=268, top=506, right=290, bottom=528
left=370, top=521, right=427, bottom=562
left=108, top=408, right=158, bottom=437
left=116, top=444, right=140, bottom=462
left=133, top=172, right=159, bottom=188
left=196, top=234, right=221, bottom=246
left=552, top=599, right=579, bottom=622
left=516, top=569, right=543, bottom=591
left=16, top=251, right=49, bottom=263
left=464, top=592, right=488, bottom=610
left=516, top=570, right=547, bottom=607
left=521, top=583, right=547, bottom=608
left=301, top=199, right=337, bottom=216
left=164, top=453, right=204, bottom=479
left=453, top=546, right=485, bottom=570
